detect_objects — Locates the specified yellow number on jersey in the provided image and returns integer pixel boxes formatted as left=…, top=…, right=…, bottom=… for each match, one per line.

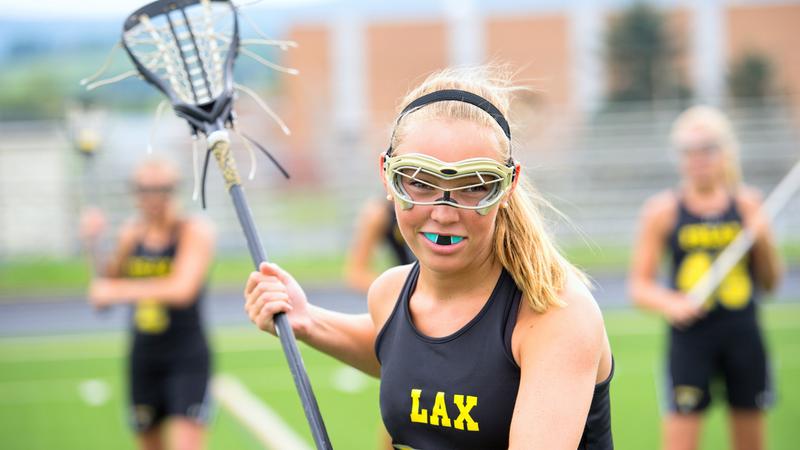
left=135, top=300, right=169, bottom=334
left=676, top=251, right=752, bottom=310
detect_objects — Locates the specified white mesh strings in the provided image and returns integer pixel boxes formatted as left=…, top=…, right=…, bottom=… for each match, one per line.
left=80, top=42, right=143, bottom=91
left=147, top=100, right=170, bottom=154
left=233, top=127, right=259, bottom=180
left=234, top=83, right=290, bottom=135
left=122, top=0, right=234, bottom=104
left=191, top=135, right=202, bottom=200
left=233, top=4, right=300, bottom=74
left=82, top=0, right=295, bottom=207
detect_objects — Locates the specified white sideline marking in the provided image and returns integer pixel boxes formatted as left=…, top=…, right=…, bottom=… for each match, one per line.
left=331, top=366, right=368, bottom=393
left=77, top=378, right=111, bottom=407
left=212, top=374, right=312, bottom=450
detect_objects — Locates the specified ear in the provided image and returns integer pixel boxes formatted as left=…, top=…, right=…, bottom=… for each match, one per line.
left=379, top=152, right=389, bottom=192
left=509, top=161, right=522, bottom=195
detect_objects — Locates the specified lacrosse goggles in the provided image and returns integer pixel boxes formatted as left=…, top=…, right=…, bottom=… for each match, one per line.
left=383, top=153, right=519, bottom=215
left=382, top=89, right=519, bottom=215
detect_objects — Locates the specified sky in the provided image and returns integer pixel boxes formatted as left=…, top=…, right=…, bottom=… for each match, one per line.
left=0, top=0, right=333, bottom=19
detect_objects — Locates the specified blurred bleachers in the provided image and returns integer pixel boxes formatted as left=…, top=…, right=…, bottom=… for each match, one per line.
left=0, top=98, right=797, bottom=261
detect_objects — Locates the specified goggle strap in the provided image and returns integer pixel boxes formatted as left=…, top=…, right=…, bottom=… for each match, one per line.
left=385, top=89, right=512, bottom=159
left=399, top=90, right=511, bottom=141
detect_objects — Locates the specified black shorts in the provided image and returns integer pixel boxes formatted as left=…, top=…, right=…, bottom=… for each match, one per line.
left=128, top=352, right=211, bottom=432
left=665, top=321, right=774, bottom=414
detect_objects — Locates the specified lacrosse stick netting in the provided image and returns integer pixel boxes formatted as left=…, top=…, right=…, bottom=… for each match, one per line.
left=115, top=1, right=332, bottom=447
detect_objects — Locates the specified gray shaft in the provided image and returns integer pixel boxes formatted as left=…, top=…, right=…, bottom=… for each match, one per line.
left=210, top=129, right=333, bottom=449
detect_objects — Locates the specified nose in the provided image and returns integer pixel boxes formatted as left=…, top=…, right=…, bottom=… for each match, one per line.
left=429, top=202, right=460, bottom=224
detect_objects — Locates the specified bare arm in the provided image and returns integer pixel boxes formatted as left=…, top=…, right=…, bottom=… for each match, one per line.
left=344, top=199, right=390, bottom=293
left=306, top=308, right=379, bottom=376
left=628, top=192, right=703, bottom=325
left=79, top=209, right=139, bottom=278
left=245, top=263, right=408, bottom=377
left=90, top=218, right=215, bottom=307
left=738, top=187, right=783, bottom=293
left=508, top=278, right=607, bottom=449
left=103, top=221, right=140, bottom=277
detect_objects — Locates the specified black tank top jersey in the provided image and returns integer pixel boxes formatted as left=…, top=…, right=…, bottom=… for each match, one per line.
left=667, top=194, right=758, bottom=330
left=124, top=225, right=209, bottom=361
left=376, top=263, right=614, bottom=449
left=385, top=203, right=415, bottom=266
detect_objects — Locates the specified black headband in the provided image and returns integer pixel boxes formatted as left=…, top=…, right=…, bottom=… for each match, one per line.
left=386, top=89, right=512, bottom=158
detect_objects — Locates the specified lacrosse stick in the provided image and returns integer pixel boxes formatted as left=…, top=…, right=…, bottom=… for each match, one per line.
left=86, top=1, right=332, bottom=447
left=66, top=101, right=106, bottom=276
left=688, top=157, right=800, bottom=306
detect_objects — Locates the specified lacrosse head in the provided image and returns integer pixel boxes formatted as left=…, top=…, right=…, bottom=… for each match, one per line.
left=383, top=153, right=518, bottom=215
left=121, top=0, right=239, bottom=134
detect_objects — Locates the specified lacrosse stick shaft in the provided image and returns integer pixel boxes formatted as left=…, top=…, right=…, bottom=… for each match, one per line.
left=207, top=129, right=333, bottom=450
left=79, top=153, right=106, bottom=276
left=688, top=157, right=800, bottom=306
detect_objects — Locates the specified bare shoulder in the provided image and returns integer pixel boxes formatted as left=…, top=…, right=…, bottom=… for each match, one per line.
left=117, top=218, right=141, bottom=248
left=181, top=215, right=216, bottom=240
left=367, top=264, right=414, bottom=328
left=359, top=198, right=390, bottom=228
left=641, top=189, right=678, bottom=220
left=638, top=189, right=678, bottom=234
left=516, top=271, right=605, bottom=358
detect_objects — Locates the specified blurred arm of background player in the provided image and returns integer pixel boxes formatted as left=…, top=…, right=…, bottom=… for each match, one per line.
left=345, top=198, right=391, bottom=293
left=80, top=208, right=215, bottom=308
left=628, top=192, right=705, bottom=328
left=79, top=207, right=137, bottom=278
left=737, top=186, right=784, bottom=292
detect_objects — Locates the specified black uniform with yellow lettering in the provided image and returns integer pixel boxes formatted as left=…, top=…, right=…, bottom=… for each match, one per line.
left=376, top=262, right=613, bottom=450
left=665, top=194, right=773, bottom=413
left=126, top=225, right=211, bottom=431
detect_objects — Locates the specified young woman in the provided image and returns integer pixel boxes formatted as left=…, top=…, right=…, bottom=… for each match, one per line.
left=628, top=105, right=782, bottom=450
left=245, top=67, right=614, bottom=449
left=81, top=158, right=215, bottom=450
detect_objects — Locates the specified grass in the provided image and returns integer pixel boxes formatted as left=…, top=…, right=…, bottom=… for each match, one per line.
left=0, top=304, right=798, bottom=449
left=0, top=253, right=349, bottom=300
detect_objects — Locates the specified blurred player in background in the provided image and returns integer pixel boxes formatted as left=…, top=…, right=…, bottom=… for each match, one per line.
left=344, top=199, right=414, bottom=449
left=629, top=106, right=782, bottom=450
left=80, top=158, right=215, bottom=450
left=345, top=197, right=415, bottom=292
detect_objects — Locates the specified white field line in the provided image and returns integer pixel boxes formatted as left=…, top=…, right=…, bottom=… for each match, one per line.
left=0, top=377, right=113, bottom=405
left=0, top=363, right=798, bottom=407
left=212, top=374, right=312, bottom=450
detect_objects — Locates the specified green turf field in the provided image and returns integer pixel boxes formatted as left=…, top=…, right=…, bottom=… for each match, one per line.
left=1, top=304, right=798, bottom=450
left=3, top=240, right=799, bottom=299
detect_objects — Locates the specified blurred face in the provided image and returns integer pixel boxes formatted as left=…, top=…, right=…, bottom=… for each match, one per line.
left=132, top=163, right=178, bottom=220
left=386, top=118, right=508, bottom=274
left=675, top=126, right=726, bottom=188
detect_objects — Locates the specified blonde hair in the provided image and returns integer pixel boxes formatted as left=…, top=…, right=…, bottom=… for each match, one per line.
left=132, top=156, right=181, bottom=184
left=391, top=66, right=580, bottom=312
left=670, top=105, right=742, bottom=187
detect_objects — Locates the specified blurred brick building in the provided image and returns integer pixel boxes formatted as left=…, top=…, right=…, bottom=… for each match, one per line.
left=271, top=0, right=800, bottom=177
